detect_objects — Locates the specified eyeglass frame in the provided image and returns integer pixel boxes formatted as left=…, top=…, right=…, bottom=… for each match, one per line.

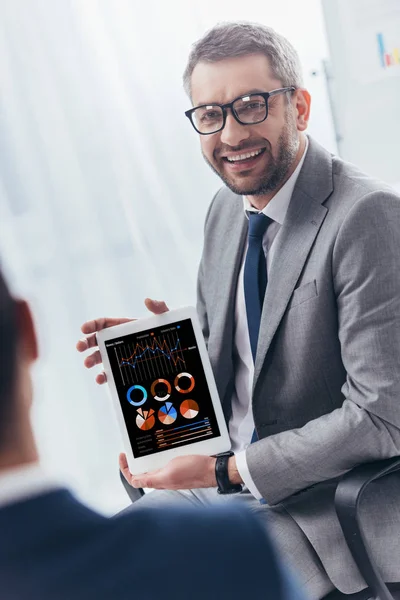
left=185, top=86, right=296, bottom=135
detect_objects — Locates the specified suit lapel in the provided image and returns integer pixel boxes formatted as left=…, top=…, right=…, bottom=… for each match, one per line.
left=253, top=137, right=333, bottom=388
left=208, top=197, right=247, bottom=406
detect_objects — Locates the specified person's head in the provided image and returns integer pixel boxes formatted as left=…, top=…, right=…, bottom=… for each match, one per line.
left=183, top=22, right=311, bottom=202
left=0, top=266, right=38, bottom=466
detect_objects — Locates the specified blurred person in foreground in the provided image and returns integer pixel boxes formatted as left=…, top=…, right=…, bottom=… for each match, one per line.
left=0, top=266, right=305, bottom=600
left=77, top=21, right=400, bottom=599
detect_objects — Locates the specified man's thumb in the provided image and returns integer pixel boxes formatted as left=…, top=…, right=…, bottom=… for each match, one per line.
left=144, top=298, right=169, bottom=314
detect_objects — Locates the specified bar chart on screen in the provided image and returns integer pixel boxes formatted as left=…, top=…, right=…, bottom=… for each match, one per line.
left=155, top=418, right=213, bottom=450
left=115, top=331, right=187, bottom=385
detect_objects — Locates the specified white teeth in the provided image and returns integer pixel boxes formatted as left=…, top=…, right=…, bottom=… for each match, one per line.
left=226, top=148, right=263, bottom=162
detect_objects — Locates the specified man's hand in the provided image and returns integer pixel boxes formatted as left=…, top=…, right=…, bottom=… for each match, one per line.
left=76, top=298, right=169, bottom=384
left=119, top=453, right=243, bottom=490
left=120, top=453, right=217, bottom=490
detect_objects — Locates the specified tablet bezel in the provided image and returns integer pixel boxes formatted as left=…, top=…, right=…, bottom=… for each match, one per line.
left=97, top=306, right=231, bottom=475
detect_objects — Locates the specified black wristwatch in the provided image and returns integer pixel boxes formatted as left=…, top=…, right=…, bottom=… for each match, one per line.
left=215, top=451, right=243, bottom=494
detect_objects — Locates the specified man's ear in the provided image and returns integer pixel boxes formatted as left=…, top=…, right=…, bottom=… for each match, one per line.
left=15, top=300, right=38, bottom=364
left=294, top=89, right=311, bottom=132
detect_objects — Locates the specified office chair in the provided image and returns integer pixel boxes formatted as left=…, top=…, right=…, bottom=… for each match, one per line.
left=120, top=456, right=400, bottom=600
left=323, top=456, right=400, bottom=600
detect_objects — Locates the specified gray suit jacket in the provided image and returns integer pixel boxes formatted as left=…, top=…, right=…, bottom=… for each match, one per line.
left=197, top=136, right=400, bottom=594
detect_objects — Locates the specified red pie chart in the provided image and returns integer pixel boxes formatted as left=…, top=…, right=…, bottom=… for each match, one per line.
left=136, top=408, right=156, bottom=430
left=180, top=399, right=199, bottom=419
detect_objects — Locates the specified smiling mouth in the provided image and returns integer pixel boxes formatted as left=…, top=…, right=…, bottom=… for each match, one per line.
left=222, top=147, right=266, bottom=164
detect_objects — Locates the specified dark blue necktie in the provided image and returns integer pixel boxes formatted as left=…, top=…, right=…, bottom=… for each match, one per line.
left=244, top=212, right=271, bottom=449
left=244, top=212, right=271, bottom=361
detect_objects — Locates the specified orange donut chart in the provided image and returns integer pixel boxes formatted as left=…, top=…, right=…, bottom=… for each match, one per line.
left=174, top=372, right=195, bottom=394
left=180, top=399, right=199, bottom=419
left=150, top=378, right=172, bottom=401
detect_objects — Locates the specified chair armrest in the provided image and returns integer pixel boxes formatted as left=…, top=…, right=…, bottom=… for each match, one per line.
left=335, top=456, right=400, bottom=600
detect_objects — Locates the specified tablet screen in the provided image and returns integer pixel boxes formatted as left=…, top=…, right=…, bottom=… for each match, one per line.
left=104, top=318, right=221, bottom=458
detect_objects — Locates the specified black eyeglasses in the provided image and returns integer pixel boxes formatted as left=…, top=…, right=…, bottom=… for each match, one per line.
left=185, top=87, right=295, bottom=135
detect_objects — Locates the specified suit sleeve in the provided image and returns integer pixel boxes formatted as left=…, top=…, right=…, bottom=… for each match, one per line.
left=246, top=190, right=400, bottom=504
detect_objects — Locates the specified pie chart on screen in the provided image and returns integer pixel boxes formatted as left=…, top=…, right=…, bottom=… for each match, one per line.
left=180, top=399, right=199, bottom=419
left=136, top=408, right=156, bottom=430
left=158, top=402, right=177, bottom=425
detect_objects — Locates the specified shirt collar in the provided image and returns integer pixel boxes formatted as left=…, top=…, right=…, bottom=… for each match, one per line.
left=243, top=136, right=309, bottom=224
left=0, top=462, right=61, bottom=509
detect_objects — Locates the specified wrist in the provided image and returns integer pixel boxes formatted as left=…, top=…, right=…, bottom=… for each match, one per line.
left=209, top=457, right=217, bottom=487
left=228, top=456, right=243, bottom=485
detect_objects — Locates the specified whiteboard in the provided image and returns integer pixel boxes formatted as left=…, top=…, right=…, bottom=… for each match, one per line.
left=321, top=0, right=400, bottom=185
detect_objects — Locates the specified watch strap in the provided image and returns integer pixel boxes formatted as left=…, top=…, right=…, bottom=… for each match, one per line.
left=215, top=452, right=243, bottom=494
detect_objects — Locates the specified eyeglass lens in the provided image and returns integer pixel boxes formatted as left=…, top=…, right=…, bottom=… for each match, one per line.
left=192, top=94, right=267, bottom=134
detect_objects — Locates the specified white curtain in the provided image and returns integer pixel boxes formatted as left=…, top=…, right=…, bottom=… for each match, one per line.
left=0, top=0, right=336, bottom=514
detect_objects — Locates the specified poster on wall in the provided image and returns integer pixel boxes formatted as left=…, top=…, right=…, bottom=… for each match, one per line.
left=338, top=0, right=400, bottom=84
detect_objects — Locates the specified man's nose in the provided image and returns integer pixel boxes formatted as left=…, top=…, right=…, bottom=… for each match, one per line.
left=220, top=111, right=251, bottom=147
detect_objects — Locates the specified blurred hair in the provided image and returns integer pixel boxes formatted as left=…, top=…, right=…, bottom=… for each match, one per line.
left=183, top=21, right=303, bottom=99
left=0, top=266, right=17, bottom=449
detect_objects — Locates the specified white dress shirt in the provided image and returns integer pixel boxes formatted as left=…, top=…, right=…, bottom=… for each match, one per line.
left=0, top=462, right=60, bottom=509
left=230, top=139, right=309, bottom=499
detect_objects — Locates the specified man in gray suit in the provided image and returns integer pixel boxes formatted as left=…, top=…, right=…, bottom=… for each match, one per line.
left=77, top=22, right=400, bottom=599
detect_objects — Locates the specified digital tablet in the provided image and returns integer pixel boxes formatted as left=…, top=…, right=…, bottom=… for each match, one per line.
left=97, top=306, right=231, bottom=474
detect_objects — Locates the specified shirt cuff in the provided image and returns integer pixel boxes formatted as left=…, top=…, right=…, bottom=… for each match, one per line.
left=235, top=450, right=263, bottom=500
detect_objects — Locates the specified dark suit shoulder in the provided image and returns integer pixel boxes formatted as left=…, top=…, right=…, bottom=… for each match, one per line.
left=0, top=491, right=285, bottom=600
left=112, top=503, right=284, bottom=599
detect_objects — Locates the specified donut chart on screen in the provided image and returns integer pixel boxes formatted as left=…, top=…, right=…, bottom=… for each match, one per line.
left=174, top=372, right=195, bottom=394
left=126, top=385, right=147, bottom=407
left=136, top=408, right=155, bottom=430
left=180, top=399, right=199, bottom=419
left=158, top=402, right=177, bottom=425
left=150, top=378, right=172, bottom=401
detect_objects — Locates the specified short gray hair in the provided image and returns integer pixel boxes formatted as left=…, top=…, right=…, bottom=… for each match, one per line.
left=183, top=21, right=303, bottom=99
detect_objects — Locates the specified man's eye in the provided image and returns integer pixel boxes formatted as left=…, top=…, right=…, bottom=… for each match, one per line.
left=245, top=102, right=265, bottom=111
left=200, top=111, right=220, bottom=122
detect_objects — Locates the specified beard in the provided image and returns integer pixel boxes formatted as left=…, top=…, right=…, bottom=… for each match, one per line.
left=202, top=111, right=300, bottom=196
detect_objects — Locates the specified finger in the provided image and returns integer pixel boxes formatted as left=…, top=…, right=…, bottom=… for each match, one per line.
left=76, top=333, right=98, bottom=352
left=95, top=371, right=107, bottom=385
left=144, top=298, right=169, bottom=315
left=83, top=350, right=102, bottom=369
left=118, top=454, right=152, bottom=489
left=119, top=453, right=134, bottom=485
left=81, top=317, right=132, bottom=335
left=119, top=453, right=129, bottom=474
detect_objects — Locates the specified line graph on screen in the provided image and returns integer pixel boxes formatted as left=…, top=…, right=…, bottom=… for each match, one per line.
left=114, top=332, right=187, bottom=385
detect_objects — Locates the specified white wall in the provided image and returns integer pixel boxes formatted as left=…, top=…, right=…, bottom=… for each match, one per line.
left=0, top=0, right=341, bottom=513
